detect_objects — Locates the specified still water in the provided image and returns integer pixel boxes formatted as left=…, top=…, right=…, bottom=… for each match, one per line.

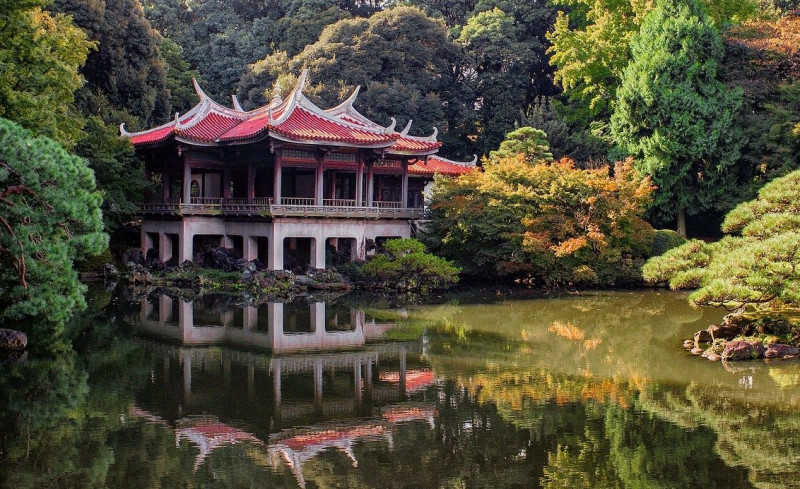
left=2, top=288, right=800, bottom=488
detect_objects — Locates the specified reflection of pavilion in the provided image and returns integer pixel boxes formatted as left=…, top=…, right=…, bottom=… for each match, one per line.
left=138, top=295, right=397, bottom=352
left=131, top=403, right=436, bottom=486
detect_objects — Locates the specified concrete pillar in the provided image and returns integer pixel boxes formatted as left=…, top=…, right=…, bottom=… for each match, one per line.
left=314, top=157, right=324, bottom=206
left=243, top=236, right=258, bottom=261
left=159, top=295, right=173, bottom=324
left=142, top=231, right=154, bottom=256
left=354, top=359, right=362, bottom=403
left=399, top=348, right=407, bottom=400
left=311, top=237, right=325, bottom=269
left=179, top=299, right=193, bottom=341
left=220, top=235, right=233, bottom=249
left=182, top=351, right=192, bottom=396
left=221, top=310, right=233, bottom=328
left=159, top=233, right=173, bottom=262
left=366, top=163, right=374, bottom=206
left=183, top=162, right=191, bottom=204
left=273, top=359, right=282, bottom=414
left=273, top=154, right=282, bottom=205
left=311, top=302, right=324, bottom=334
left=268, top=235, right=283, bottom=270
left=401, top=161, right=409, bottom=208
left=243, top=306, right=257, bottom=331
left=140, top=299, right=151, bottom=323
left=223, top=168, right=231, bottom=199
left=179, top=228, right=193, bottom=264
left=313, top=359, right=323, bottom=405
left=247, top=161, right=255, bottom=200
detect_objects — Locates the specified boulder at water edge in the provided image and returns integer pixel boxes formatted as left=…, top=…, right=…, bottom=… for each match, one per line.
left=0, top=329, right=27, bottom=350
left=722, top=340, right=766, bottom=361
left=764, top=343, right=800, bottom=359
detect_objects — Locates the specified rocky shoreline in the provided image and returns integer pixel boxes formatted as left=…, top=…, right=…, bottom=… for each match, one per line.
left=685, top=312, right=799, bottom=363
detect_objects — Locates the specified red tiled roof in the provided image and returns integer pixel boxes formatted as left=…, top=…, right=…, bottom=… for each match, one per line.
left=218, top=114, right=269, bottom=142
left=130, top=125, right=174, bottom=145
left=270, top=106, right=397, bottom=146
left=408, top=155, right=476, bottom=177
left=177, top=112, right=243, bottom=142
left=390, top=135, right=441, bottom=154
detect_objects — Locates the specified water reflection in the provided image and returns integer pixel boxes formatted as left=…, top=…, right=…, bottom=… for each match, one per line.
left=5, top=290, right=800, bottom=487
left=138, top=295, right=396, bottom=352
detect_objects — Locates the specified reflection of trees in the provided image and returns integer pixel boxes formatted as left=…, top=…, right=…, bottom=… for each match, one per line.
left=0, top=315, right=150, bottom=488
left=639, top=381, right=800, bottom=488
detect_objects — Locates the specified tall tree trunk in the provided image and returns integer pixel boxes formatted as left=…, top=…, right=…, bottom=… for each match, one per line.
left=676, top=208, right=687, bottom=239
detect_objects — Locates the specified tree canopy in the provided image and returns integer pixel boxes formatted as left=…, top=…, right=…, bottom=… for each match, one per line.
left=0, top=0, right=91, bottom=147
left=425, top=145, right=655, bottom=285
left=609, top=0, right=744, bottom=235
left=0, top=118, right=106, bottom=350
left=643, top=168, right=800, bottom=313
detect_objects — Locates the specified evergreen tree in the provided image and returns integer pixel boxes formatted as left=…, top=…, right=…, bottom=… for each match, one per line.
left=0, top=118, right=106, bottom=350
left=610, top=0, right=743, bottom=236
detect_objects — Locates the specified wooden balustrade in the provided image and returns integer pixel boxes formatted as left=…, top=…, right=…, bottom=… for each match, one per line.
left=139, top=196, right=422, bottom=219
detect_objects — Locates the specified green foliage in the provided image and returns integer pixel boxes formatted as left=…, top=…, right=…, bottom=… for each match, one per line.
left=642, top=168, right=800, bottom=311
left=361, top=238, right=460, bottom=291
left=650, top=229, right=686, bottom=256
left=239, top=6, right=461, bottom=140
left=610, top=0, right=744, bottom=228
left=0, top=118, right=107, bottom=350
left=0, top=1, right=91, bottom=147
left=53, top=0, right=171, bottom=128
left=488, top=126, right=553, bottom=164
left=425, top=154, right=655, bottom=286
left=456, top=2, right=559, bottom=154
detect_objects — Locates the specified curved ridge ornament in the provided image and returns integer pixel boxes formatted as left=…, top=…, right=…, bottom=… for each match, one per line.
left=400, top=119, right=412, bottom=136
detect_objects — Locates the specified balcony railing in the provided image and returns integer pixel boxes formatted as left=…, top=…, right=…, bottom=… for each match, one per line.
left=138, top=198, right=423, bottom=219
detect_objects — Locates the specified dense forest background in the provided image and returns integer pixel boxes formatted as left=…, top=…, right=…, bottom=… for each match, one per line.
left=3, top=0, right=800, bottom=237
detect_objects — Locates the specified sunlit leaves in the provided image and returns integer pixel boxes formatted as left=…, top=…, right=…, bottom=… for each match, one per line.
left=643, top=168, right=800, bottom=310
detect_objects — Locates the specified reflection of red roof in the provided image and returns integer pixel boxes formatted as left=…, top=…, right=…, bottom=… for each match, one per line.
left=408, top=155, right=477, bottom=177
left=282, top=425, right=386, bottom=450
left=379, top=369, right=437, bottom=393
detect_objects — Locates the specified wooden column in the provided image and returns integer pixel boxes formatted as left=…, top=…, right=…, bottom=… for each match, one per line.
left=273, top=152, right=282, bottom=205
left=223, top=168, right=231, bottom=199
left=315, top=153, right=324, bottom=206
left=162, top=167, right=170, bottom=202
left=366, top=162, right=374, bottom=207
left=401, top=160, right=409, bottom=208
left=182, top=161, right=191, bottom=204
left=247, top=160, right=255, bottom=199
left=355, top=154, right=364, bottom=206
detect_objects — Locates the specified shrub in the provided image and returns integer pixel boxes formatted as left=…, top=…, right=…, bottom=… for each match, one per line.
left=361, top=238, right=459, bottom=291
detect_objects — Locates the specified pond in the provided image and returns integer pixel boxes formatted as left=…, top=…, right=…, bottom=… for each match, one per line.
left=2, top=288, right=800, bottom=488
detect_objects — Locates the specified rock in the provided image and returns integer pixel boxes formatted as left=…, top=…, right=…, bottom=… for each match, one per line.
left=104, top=263, right=118, bottom=279
left=0, top=329, right=27, bottom=350
left=694, top=329, right=712, bottom=346
left=722, top=340, right=766, bottom=361
left=122, top=248, right=145, bottom=265
left=707, top=323, right=740, bottom=340
left=691, top=347, right=705, bottom=355
left=764, top=343, right=800, bottom=359
left=683, top=339, right=695, bottom=349
left=0, top=350, right=27, bottom=366
left=707, top=353, right=721, bottom=361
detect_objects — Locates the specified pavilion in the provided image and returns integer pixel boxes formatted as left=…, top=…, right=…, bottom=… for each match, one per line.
left=123, top=70, right=475, bottom=270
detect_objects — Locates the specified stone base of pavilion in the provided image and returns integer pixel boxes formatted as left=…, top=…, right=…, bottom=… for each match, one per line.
left=140, top=216, right=413, bottom=270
